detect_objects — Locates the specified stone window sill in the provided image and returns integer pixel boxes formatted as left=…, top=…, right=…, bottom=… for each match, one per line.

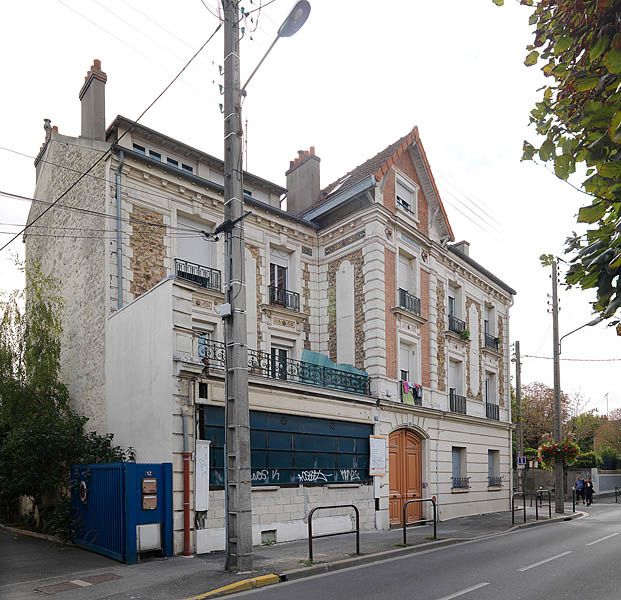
left=251, top=486, right=279, bottom=492
left=487, top=485, right=503, bottom=491
left=327, top=483, right=360, bottom=489
left=451, top=487, right=469, bottom=494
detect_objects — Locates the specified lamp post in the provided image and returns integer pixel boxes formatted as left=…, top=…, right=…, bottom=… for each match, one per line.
left=550, top=258, right=603, bottom=513
left=221, top=0, right=310, bottom=572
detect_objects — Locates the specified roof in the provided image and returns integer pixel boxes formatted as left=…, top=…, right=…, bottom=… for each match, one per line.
left=106, top=115, right=287, bottom=196
left=318, top=126, right=454, bottom=240
left=448, top=245, right=517, bottom=296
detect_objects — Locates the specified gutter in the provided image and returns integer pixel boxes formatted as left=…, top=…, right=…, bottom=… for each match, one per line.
left=111, top=146, right=317, bottom=230
left=302, top=175, right=376, bottom=222
left=115, top=149, right=125, bottom=309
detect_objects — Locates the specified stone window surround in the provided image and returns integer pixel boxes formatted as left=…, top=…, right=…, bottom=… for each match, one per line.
left=266, top=242, right=301, bottom=297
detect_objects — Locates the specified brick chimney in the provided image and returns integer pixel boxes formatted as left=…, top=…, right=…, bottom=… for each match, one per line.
left=79, top=59, right=107, bottom=141
left=286, top=146, right=320, bottom=215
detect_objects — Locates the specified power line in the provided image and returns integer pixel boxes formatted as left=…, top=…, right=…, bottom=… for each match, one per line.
left=523, top=354, right=621, bottom=363
left=199, top=0, right=223, bottom=21
left=0, top=22, right=222, bottom=254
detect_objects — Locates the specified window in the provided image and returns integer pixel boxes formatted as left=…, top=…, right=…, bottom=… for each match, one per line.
left=398, top=254, right=417, bottom=295
left=448, top=359, right=463, bottom=395
left=448, top=283, right=461, bottom=318
left=149, top=150, right=162, bottom=161
left=452, top=447, right=468, bottom=489
left=396, top=178, right=418, bottom=217
left=200, top=405, right=373, bottom=486
left=182, top=163, right=194, bottom=173
left=132, top=143, right=146, bottom=154
left=177, top=215, right=213, bottom=268
left=270, top=347, right=288, bottom=380
left=488, top=450, right=501, bottom=486
left=197, top=331, right=211, bottom=361
left=270, top=263, right=288, bottom=291
left=485, top=372, right=497, bottom=404
left=399, top=341, right=419, bottom=384
left=167, top=157, right=179, bottom=168
left=198, top=382, right=208, bottom=399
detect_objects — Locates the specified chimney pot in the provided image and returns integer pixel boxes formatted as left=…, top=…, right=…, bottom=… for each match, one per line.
left=52, top=125, right=58, bottom=134
left=310, top=146, right=315, bottom=155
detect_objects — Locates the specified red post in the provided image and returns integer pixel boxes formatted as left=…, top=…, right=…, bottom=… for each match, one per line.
left=182, top=451, right=192, bottom=556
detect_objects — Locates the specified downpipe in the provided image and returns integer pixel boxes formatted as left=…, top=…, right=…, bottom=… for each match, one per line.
left=182, top=406, right=192, bottom=557
left=115, top=150, right=124, bottom=309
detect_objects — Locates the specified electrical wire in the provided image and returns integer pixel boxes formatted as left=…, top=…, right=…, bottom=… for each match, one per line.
left=200, top=0, right=223, bottom=21
left=522, top=354, right=621, bottom=362
left=0, top=22, right=222, bottom=254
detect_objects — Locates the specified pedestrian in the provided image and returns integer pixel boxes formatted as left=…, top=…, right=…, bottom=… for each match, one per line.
left=575, top=475, right=585, bottom=505
left=584, top=478, right=595, bottom=506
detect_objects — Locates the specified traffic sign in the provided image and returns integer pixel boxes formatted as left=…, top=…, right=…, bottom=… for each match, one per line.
left=517, top=456, right=527, bottom=466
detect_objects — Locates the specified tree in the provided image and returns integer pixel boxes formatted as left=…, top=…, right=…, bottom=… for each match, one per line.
left=0, top=264, right=132, bottom=533
left=567, top=409, right=606, bottom=452
left=520, top=382, right=570, bottom=449
left=519, top=0, right=621, bottom=323
left=594, top=417, right=621, bottom=454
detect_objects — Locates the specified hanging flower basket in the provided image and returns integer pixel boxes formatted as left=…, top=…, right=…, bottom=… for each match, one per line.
left=537, top=433, right=580, bottom=469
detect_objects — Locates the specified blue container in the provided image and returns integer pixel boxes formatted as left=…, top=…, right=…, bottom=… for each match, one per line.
left=71, top=463, right=173, bottom=564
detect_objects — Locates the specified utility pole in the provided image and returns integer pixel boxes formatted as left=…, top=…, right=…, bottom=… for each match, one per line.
left=222, top=0, right=253, bottom=571
left=551, top=259, right=564, bottom=514
left=515, top=340, right=523, bottom=491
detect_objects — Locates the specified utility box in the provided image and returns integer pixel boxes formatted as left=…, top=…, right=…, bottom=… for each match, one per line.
left=71, top=462, right=173, bottom=564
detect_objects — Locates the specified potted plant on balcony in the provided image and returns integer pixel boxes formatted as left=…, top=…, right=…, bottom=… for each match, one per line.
left=460, top=328, right=470, bottom=342
left=537, top=433, right=580, bottom=470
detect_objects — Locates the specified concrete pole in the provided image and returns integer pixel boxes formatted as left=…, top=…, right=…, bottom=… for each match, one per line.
left=551, top=259, right=564, bottom=514
left=222, top=0, right=253, bottom=571
left=515, top=340, right=523, bottom=491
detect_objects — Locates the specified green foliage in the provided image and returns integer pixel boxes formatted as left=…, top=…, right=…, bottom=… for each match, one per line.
left=0, top=263, right=133, bottom=534
left=567, top=410, right=606, bottom=452
left=598, top=445, right=620, bottom=460
left=573, top=451, right=603, bottom=468
left=522, top=0, right=621, bottom=323
left=524, top=447, right=538, bottom=459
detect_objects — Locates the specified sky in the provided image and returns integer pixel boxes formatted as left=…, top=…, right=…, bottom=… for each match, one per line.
left=0, top=0, right=618, bottom=416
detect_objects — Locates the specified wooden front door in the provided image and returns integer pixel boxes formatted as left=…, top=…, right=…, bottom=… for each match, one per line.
left=389, top=429, right=423, bottom=525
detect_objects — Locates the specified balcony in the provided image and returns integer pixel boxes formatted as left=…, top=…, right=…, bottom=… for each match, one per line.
left=199, top=339, right=370, bottom=396
left=174, top=258, right=221, bottom=292
left=484, top=333, right=499, bottom=350
left=448, top=315, right=466, bottom=335
left=268, top=285, right=300, bottom=312
left=486, top=402, right=500, bottom=421
left=452, top=477, right=470, bottom=489
left=449, top=389, right=467, bottom=414
left=398, top=288, right=421, bottom=317
left=488, top=476, right=503, bottom=487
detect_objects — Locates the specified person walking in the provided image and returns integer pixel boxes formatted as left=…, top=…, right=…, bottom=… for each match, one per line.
left=575, top=475, right=585, bottom=505
left=584, top=478, right=595, bottom=506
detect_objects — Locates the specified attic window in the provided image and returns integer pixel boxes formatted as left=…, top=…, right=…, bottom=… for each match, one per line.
left=149, top=150, right=162, bottom=161
left=396, top=177, right=418, bottom=219
left=182, top=163, right=194, bottom=173
left=133, top=143, right=146, bottom=154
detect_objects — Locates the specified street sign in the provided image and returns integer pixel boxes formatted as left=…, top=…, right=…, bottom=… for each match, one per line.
left=517, top=456, right=527, bottom=466
left=517, top=464, right=525, bottom=470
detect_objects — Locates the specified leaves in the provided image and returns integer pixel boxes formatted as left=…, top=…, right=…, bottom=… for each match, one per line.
left=524, top=49, right=540, bottom=66
left=603, top=47, right=621, bottom=74
left=539, top=138, right=555, bottom=161
left=578, top=202, right=607, bottom=224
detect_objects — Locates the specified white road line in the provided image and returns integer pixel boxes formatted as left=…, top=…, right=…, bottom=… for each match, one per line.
left=586, top=532, right=619, bottom=546
left=434, top=582, right=490, bottom=600
left=518, top=551, right=572, bottom=572
left=69, top=580, right=93, bottom=587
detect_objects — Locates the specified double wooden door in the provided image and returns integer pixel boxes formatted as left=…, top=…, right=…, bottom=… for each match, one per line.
left=389, top=429, right=422, bottom=525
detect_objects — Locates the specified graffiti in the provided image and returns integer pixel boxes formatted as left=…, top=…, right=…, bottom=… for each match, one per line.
left=251, top=469, right=280, bottom=483
left=339, top=469, right=360, bottom=482
left=297, top=470, right=333, bottom=483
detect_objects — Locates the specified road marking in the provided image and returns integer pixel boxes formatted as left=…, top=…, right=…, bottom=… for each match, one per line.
left=434, top=582, right=490, bottom=600
left=518, top=551, right=572, bottom=572
left=70, top=580, right=93, bottom=587
left=586, top=532, right=619, bottom=546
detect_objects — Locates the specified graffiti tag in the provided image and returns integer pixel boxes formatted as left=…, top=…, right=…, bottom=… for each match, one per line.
left=339, top=469, right=360, bottom=481
left=297, top=470, right=333, bottom=483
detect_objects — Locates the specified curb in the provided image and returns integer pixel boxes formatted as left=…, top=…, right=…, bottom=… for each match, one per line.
left=281, top=538, right=460, bottom=581
left=0, top=523, right=70, bottom=545
left=512, top=510, right=587, bottom=531
left=185, top=574, right=281, bottom=599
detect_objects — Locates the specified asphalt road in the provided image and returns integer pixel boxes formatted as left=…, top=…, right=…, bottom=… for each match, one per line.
left=231, top=504, right=621, bottom=600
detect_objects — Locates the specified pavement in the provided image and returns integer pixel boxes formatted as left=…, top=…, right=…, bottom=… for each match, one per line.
left=0, top=501, right=599, bottom=600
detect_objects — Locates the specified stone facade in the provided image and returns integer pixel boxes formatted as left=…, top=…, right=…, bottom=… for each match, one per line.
left=247, top=245, right=263, bottom=348
left=129, top=205, right=166, bottom=298
left=384, top=248, right=397, bottom=379
left=498, top=316, right=505, bottom=406
left=465, top=297, right=482, bottom=400
left=302, top=261, right=311, bottom=350
left=435, top=279, right=446, bottom=392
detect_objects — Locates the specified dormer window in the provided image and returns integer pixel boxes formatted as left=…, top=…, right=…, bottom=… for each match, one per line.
left=396, top=176, right=418, bottom=218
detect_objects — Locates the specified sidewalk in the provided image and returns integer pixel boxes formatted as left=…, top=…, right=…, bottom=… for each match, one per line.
left=0, top=504, right=588, bottom=600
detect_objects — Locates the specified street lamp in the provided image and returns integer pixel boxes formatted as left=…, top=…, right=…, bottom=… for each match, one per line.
left=221, top=0, right=310, bottom=572
left=551, top=256, right=604, bottom=514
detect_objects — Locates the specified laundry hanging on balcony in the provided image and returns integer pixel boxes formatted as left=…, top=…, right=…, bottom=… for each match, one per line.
left=401, top=380, right=423, bottom=405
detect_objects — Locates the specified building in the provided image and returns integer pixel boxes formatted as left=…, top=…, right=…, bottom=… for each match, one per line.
left=26, top=60, right=516, bottom=555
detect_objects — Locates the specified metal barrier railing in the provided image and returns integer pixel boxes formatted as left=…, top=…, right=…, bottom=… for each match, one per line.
left=616, top=487, right=620, bottom=504
left=512, top=491, right=526, bottom=525
left=572, top=487, right=576, bottom=513
left=402, top=498, right=437, bottom=545
left=307, top=504, right=360, bottom=562
left=535, top=489, right=552, bottom=520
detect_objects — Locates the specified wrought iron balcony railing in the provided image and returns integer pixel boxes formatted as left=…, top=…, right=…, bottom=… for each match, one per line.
left=199, top=339, right=370, bottom=396
left=448, top=315, right=466, bottom=335
left=449, top=389, right=467, bottom=414
left=452, top=477, right=470, bottom=489
left=486, top=402, right=500, bottom=421
left=398, top=288, right=421, bottom=317
left=484, top=333, right=499, bottom=350
left=268, top=285, right=300, bottom=312
left=174, top=258, right=221, bottom=292
left=488, top=476, right=503, bottom=487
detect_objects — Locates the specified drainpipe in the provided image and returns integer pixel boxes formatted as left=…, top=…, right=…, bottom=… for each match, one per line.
left=115, top=150, right=125, bottom=309
left=182, top=405, right=193, bottom=557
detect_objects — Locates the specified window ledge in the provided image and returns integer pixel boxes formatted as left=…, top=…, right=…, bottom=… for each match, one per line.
left=482, top=346, right=501, bottom=356
left=446, top=330, right=470, bottom=344
left=391, top=306, right=427, bottom=325
left=451, top=487, right=470, bottom=494
left=252, top=486, right=280, bottom=492
left=487, top=485, right=503, bottom=491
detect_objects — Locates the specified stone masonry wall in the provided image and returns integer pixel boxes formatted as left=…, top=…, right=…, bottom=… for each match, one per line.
left=26, top=135, right=109, bottom=432
left=435, top=279, right=446, bottom=391
left=420, top=269, right=430, bottom=387
left=384, top=248, right=397, bottom=379
left=129, top=205, right=166, bottom=298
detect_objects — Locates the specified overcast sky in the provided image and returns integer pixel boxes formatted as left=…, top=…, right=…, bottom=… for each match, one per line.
left=1, top=0, right=618, bottom=415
